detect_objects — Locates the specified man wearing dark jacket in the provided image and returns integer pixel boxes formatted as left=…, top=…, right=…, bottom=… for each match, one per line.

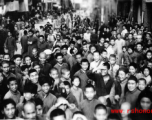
left=21, top=30, right=28, bottom=56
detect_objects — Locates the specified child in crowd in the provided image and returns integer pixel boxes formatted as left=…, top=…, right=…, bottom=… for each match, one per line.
left=90, top=51, right=104, bottom=73
left=38, top=52, right=52, bottom=76
left=61, top=68, right=71, bottom=83
left=74, top=59, right=89, bottom=90
left=13, top=54, right=22, bottom=75
left=79, top=84, right=100, bottom=120
left=94, top=104, right=108, bottom=120
left=54, top=53, right=69, bottom=76
left=31, top=47, right=39, bottom=62
left=141, top=66, right=152, bottom=86
left=120, top=102, right=132, bottom=120
left=100, top=50, right=108, bottom=62
left=28, top=69, right=41, bottom=92
left=1, top=99, right=17, bottom=119
left=138, top=78, right=147, bottom=91
left=4, top=77, right=21, bottom=104
left=3, top=54, right=11, bottom=62
left=17, top=82, right=38, bottom=117
left=38, top=76, right=57, bottom=114
left=87, top=45, right=97, bottom=63
left=110, top=68, right=128, bottom=106
left=121, top=46, right=132, bottom=67
left=123, top=75, right=141, bottom=109
left=35, top=97, right=43, bottom=116
left=104, top=41, right=114, bottom=58
left=71, top=76, right=83, bottom=106
left=32, top=62, right=43, bottom=77
left=49, top=68, right=60, bottom=92
left=128, top=62, right=142, bottom=79
left=24, top=55, right=32, bottom=69
left=20, top=65, right=29, bottom=93
left=63, top=81, right=78, bottom=107
left=109, top=54, right=119, bottom=80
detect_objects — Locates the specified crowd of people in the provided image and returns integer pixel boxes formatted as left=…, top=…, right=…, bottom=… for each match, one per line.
left=0, top=4, right=152, bottom=120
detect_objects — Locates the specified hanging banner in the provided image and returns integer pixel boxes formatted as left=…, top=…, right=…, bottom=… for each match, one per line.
left=5, top=1, right=19, bottom=12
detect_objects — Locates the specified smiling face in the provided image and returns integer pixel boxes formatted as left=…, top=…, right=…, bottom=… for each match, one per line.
left=8, top=80, right=18, bottom=93
left=41, top=83, right=50, bottom=94
left=118, top=70, right=126, bottom=81
left=29, top=72, right=39, bottom=84
left=129, top=66, right=136, bottom=75
left=3, top=103, right=16, bottom=119
left=81, top=62, right=89, bottom=71
left=127, top=80, right=137, bottom=92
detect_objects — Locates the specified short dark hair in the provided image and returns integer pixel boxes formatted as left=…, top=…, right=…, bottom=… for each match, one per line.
left=108, top=113, right=120, bottom=120
left=93, top=51, right=100, bottom=55
left=129, top=62, right=137, bottom=69
left=138, top=78, right=147, bottom=85
left=128, top=75, right=138, bottom=83
left=1, top=61, right=9, bottom=67
left=69, top=41, right=75, bottom=45
left=61, top=45, right=68, bottom=50
left=128, top=46, right=134, bottom=51
left=4, top=53, right=10, bottom=57
left=21, top=65, right=29, bottom=71
left=72, top=76, right=81, bottom=84
left=109, top=54, right=116, bottom=59
left=2, top=99, right=16, bottom=110
left=50, top=109, right=66, bottom=120
left=39, top=35, right=44, bottom=38
left=136, top=42, right=143, bottom=46
left=23, top=82, right=37, bottom=94
left=24, top=55, right=31, bottom=61
left=103, top=62, right=110, bottom=70
left=50, top=67, right=58, bottom=74
left=28, top=69, right=37, bottom=76
left=94, top=104, right=107, bottom=113
left=85, top=84, right=95, bottom=91
left=55, top=53, right=63, bottom=59
left=76, top=52, right=82, bottom=57
left=101, top=50, right=107, bottom=54
left=72, top=111, right=84, bottom=118
left=7, top=77, right=17, bottom=85
left=63, top=81, right=71, bottom=88
left=81, top=59, right=89, bottom=65
left=24, top=30, right=28, bottom=35
left=13, top=54, right=22, bottom=60
left=39, top=76, right=53, bottom=86
left=32, top=62, right=40, bottom=68
left=35, top=97, right=43, bottom=107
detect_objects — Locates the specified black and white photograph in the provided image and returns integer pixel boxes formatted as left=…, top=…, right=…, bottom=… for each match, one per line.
left=0, top=0, right=151, bottom=120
